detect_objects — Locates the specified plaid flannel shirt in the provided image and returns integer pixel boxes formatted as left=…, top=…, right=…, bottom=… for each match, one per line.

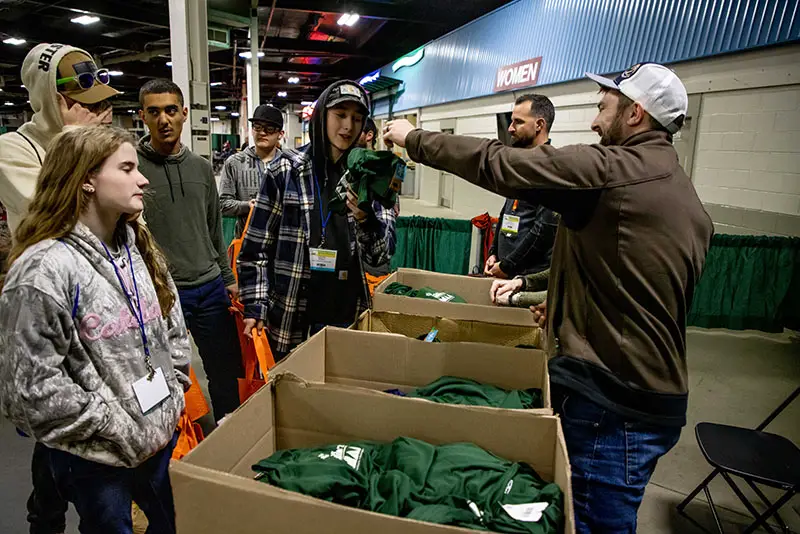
left=238, top=146, right=396, bottom=354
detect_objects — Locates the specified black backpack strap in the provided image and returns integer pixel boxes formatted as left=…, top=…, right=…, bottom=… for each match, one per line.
left=15, top=132, right=43, bottom=166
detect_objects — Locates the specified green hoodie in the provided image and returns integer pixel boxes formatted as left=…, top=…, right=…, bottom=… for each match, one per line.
left=138, top=137, right=234, bottom=288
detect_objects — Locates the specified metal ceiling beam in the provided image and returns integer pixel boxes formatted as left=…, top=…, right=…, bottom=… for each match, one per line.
left=259, top=0, right=449, bottom=24
left=23, top=0, right=171, bottom=30
left=257, top=37, right=368, bottom=58
left=250, top=61, right=341, bottom=74
left=4, top=20, right=151, bottom=54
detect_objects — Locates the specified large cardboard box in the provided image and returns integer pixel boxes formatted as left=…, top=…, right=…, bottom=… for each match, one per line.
left=171, top=375, right=575, bottom=533
left=356, top=309, right=542, bottom=348
left=374, top=268, right=536, bottom=326
left=272, top=327, right=551, bottom=415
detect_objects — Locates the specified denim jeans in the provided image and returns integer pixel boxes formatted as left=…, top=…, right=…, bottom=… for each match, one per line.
left=552, top=386, right=681, bottom=533
left=27, top=442, right=68, bottom=534
left=49, top=434, right=178, bottom=534
left=178, top=275, right=243, bottom=421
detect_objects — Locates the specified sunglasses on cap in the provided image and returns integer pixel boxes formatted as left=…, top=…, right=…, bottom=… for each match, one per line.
left=56, top=68, right=111, bottom=91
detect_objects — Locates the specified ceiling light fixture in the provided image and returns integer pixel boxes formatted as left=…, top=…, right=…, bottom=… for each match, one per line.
left=338, top=13, right=360, bottom=26
left=210, top=117, right=221, bottom=122
left=209, top=81, right=223, bottom=86
left=166, top=61, right=173, bottom=67
left=3, top=37, right=26, bottom=46
left=4, top=102, right=14, bottom=106
left=300, top=101, right=314, bottom=106
left=231, top=112, right=240, bottom=117
left=277, top=91, right=287, bottom=98
left=108, top=70, right=123, bottom=76
left=71, top=15, right=100, bottom=25
left=214, top=105, right=227, bottom=110
left=287, top=77, right=300, bottom=84
left=20, top=85, right=25, bottom=88
left=238, top=51, right=265, bottom=59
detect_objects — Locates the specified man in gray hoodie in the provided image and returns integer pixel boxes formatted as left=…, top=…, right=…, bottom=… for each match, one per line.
left=219, top=104, right=284, bottom=237
left=137, top=79, right=242, bottom=422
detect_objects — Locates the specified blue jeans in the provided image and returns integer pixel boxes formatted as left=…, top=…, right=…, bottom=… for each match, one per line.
left=28, top=442, right=68, bottom=534
left=49, top=434, right=178, bottom=534
left=552, top=386, right=681, bottom=533
left=178, top=276, right=243, bottom=421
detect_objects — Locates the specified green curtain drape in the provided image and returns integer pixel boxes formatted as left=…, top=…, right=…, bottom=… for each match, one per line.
left=688, top=234, right=800, bottom=332
left=391, top=216, right=472, bottom=275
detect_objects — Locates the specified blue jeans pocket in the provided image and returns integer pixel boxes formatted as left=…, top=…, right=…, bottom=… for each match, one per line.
left=624, top=421, right=681, bottom=487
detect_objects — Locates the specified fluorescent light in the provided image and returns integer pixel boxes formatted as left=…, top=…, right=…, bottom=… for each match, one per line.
left=209, top=81, right=223, bottom=86
left=4, top=102, right=14, bottom=106
left=128, top=109, right=136, bottom=114
left=238, top=51, right=264, bottom=59
left=3, top=38, right=26, bottom=46
left=287, top=77, right=300, bottom=84
left=20, top=85, right=25, bottom=88
left=277, top=91, right=287, bottom=97
left=214, top=105, right=226, bottom=110
left=338, top=13, right=359, bottom=26
left=71, top=15, right=100, bottom=25
left=0, top=88, right=3, bottom=92
left=231, top=112, right=240, bottom=117
left=108, top=70, right=123, bottom=76
left=166, top=61, right=172, bottom=67
left=301, top=101, right=314, bottom=106
left=210, top=117, right=220, bottom=122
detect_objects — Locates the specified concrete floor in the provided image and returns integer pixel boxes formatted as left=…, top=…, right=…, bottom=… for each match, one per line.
left=0, top=327, right=797, bottom=533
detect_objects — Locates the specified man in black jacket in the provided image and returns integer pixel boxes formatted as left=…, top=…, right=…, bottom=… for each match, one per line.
left=485, top=94, right=559, bottom=278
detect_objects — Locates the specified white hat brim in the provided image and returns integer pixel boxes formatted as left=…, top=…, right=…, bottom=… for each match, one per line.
left=585, top=72, right=619, bottom=90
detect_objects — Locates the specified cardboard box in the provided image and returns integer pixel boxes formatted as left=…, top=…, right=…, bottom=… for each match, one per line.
left=171, top=375, right=575, bottom=534
left=272, top=327, right=551, bottom=415
left=356, top=309, right=542, bottom=348
left=374, top=269, right=537, bottom=327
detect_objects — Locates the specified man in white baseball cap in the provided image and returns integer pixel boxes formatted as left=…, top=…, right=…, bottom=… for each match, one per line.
left=586, top=62, right=689, bottom=142
left=383, top=62, right=713, bottom=533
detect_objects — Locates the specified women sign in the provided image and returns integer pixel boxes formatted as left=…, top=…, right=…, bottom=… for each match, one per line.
left=494, top=57, right=542, bottom=93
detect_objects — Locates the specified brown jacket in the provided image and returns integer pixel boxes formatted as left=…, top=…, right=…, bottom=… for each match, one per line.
left=406, top=129, right=713, bottom=425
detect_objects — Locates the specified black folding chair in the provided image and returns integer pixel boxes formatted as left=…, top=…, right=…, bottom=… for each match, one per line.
left=677, top=387, right=800, bottom=533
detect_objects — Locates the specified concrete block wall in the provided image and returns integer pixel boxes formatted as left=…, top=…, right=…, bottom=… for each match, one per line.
left=693, top=84, right=800, bottom=236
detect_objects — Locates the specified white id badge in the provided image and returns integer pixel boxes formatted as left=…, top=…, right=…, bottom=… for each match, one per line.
left=501, top=214, right=521, bottom=235
left=132, top=367, right=170, bottom=414
left=310, top=248, right=337, bottom=272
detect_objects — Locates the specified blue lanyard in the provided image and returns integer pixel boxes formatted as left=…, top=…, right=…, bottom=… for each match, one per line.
left=102, top=242, right=155, bottom=377
left=313, top=174, right=333, bottom=243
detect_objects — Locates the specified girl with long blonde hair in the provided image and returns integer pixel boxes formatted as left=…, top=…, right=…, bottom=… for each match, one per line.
left=1, top=125, right=191, bottom=534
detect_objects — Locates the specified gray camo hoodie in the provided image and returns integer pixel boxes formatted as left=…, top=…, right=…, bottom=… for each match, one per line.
left=0, top=222, right=191, bottom=467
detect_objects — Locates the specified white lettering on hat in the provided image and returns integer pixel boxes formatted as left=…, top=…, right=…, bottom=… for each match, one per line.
left=38, top=43, right=66, bottom=72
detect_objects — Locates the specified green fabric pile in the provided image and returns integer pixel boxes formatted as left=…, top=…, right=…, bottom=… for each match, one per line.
left=330, top=148, right=406, bottom=215
left=407, top=376, right=543, bottom=410
left=384, top=282, right=467, bottom=303
left=253, top=437, right=564, bottom=533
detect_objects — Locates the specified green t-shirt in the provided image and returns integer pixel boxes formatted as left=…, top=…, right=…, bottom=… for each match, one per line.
left=253, top=437, right=564, bottom=533
left=407, top=376, right=543, bottom=409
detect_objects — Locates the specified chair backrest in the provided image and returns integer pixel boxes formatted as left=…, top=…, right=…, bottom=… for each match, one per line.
left=756, top=386, right=800, bottom=431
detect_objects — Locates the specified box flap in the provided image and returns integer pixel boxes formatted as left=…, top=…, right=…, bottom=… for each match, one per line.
left=274, top=378, right=558, bottom=479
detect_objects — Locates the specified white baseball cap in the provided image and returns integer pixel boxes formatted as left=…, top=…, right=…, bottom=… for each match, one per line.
left=586, top=63, right=688, bottom=134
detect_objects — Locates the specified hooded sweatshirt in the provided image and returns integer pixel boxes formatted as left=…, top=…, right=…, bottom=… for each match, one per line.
left=219, top=144, right=282, bottom=236
left=138, top=137, right=235, bottom=289
left=0, top=43, right=85, bottom=236
left=0, top=222, right=191, bottom=467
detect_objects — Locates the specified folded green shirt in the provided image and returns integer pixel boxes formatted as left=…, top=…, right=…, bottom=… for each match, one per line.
left=253, top=436, right=564, bottom=533
left=407, top=376, right=543, bottom=409
left=330, top=148, right=406, bottom=215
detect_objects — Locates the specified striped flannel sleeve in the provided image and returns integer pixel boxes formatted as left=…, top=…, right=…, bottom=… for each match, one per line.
left=238, top=164, right=285, bottom=321
left=355, top=199, right=397, bottom=268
